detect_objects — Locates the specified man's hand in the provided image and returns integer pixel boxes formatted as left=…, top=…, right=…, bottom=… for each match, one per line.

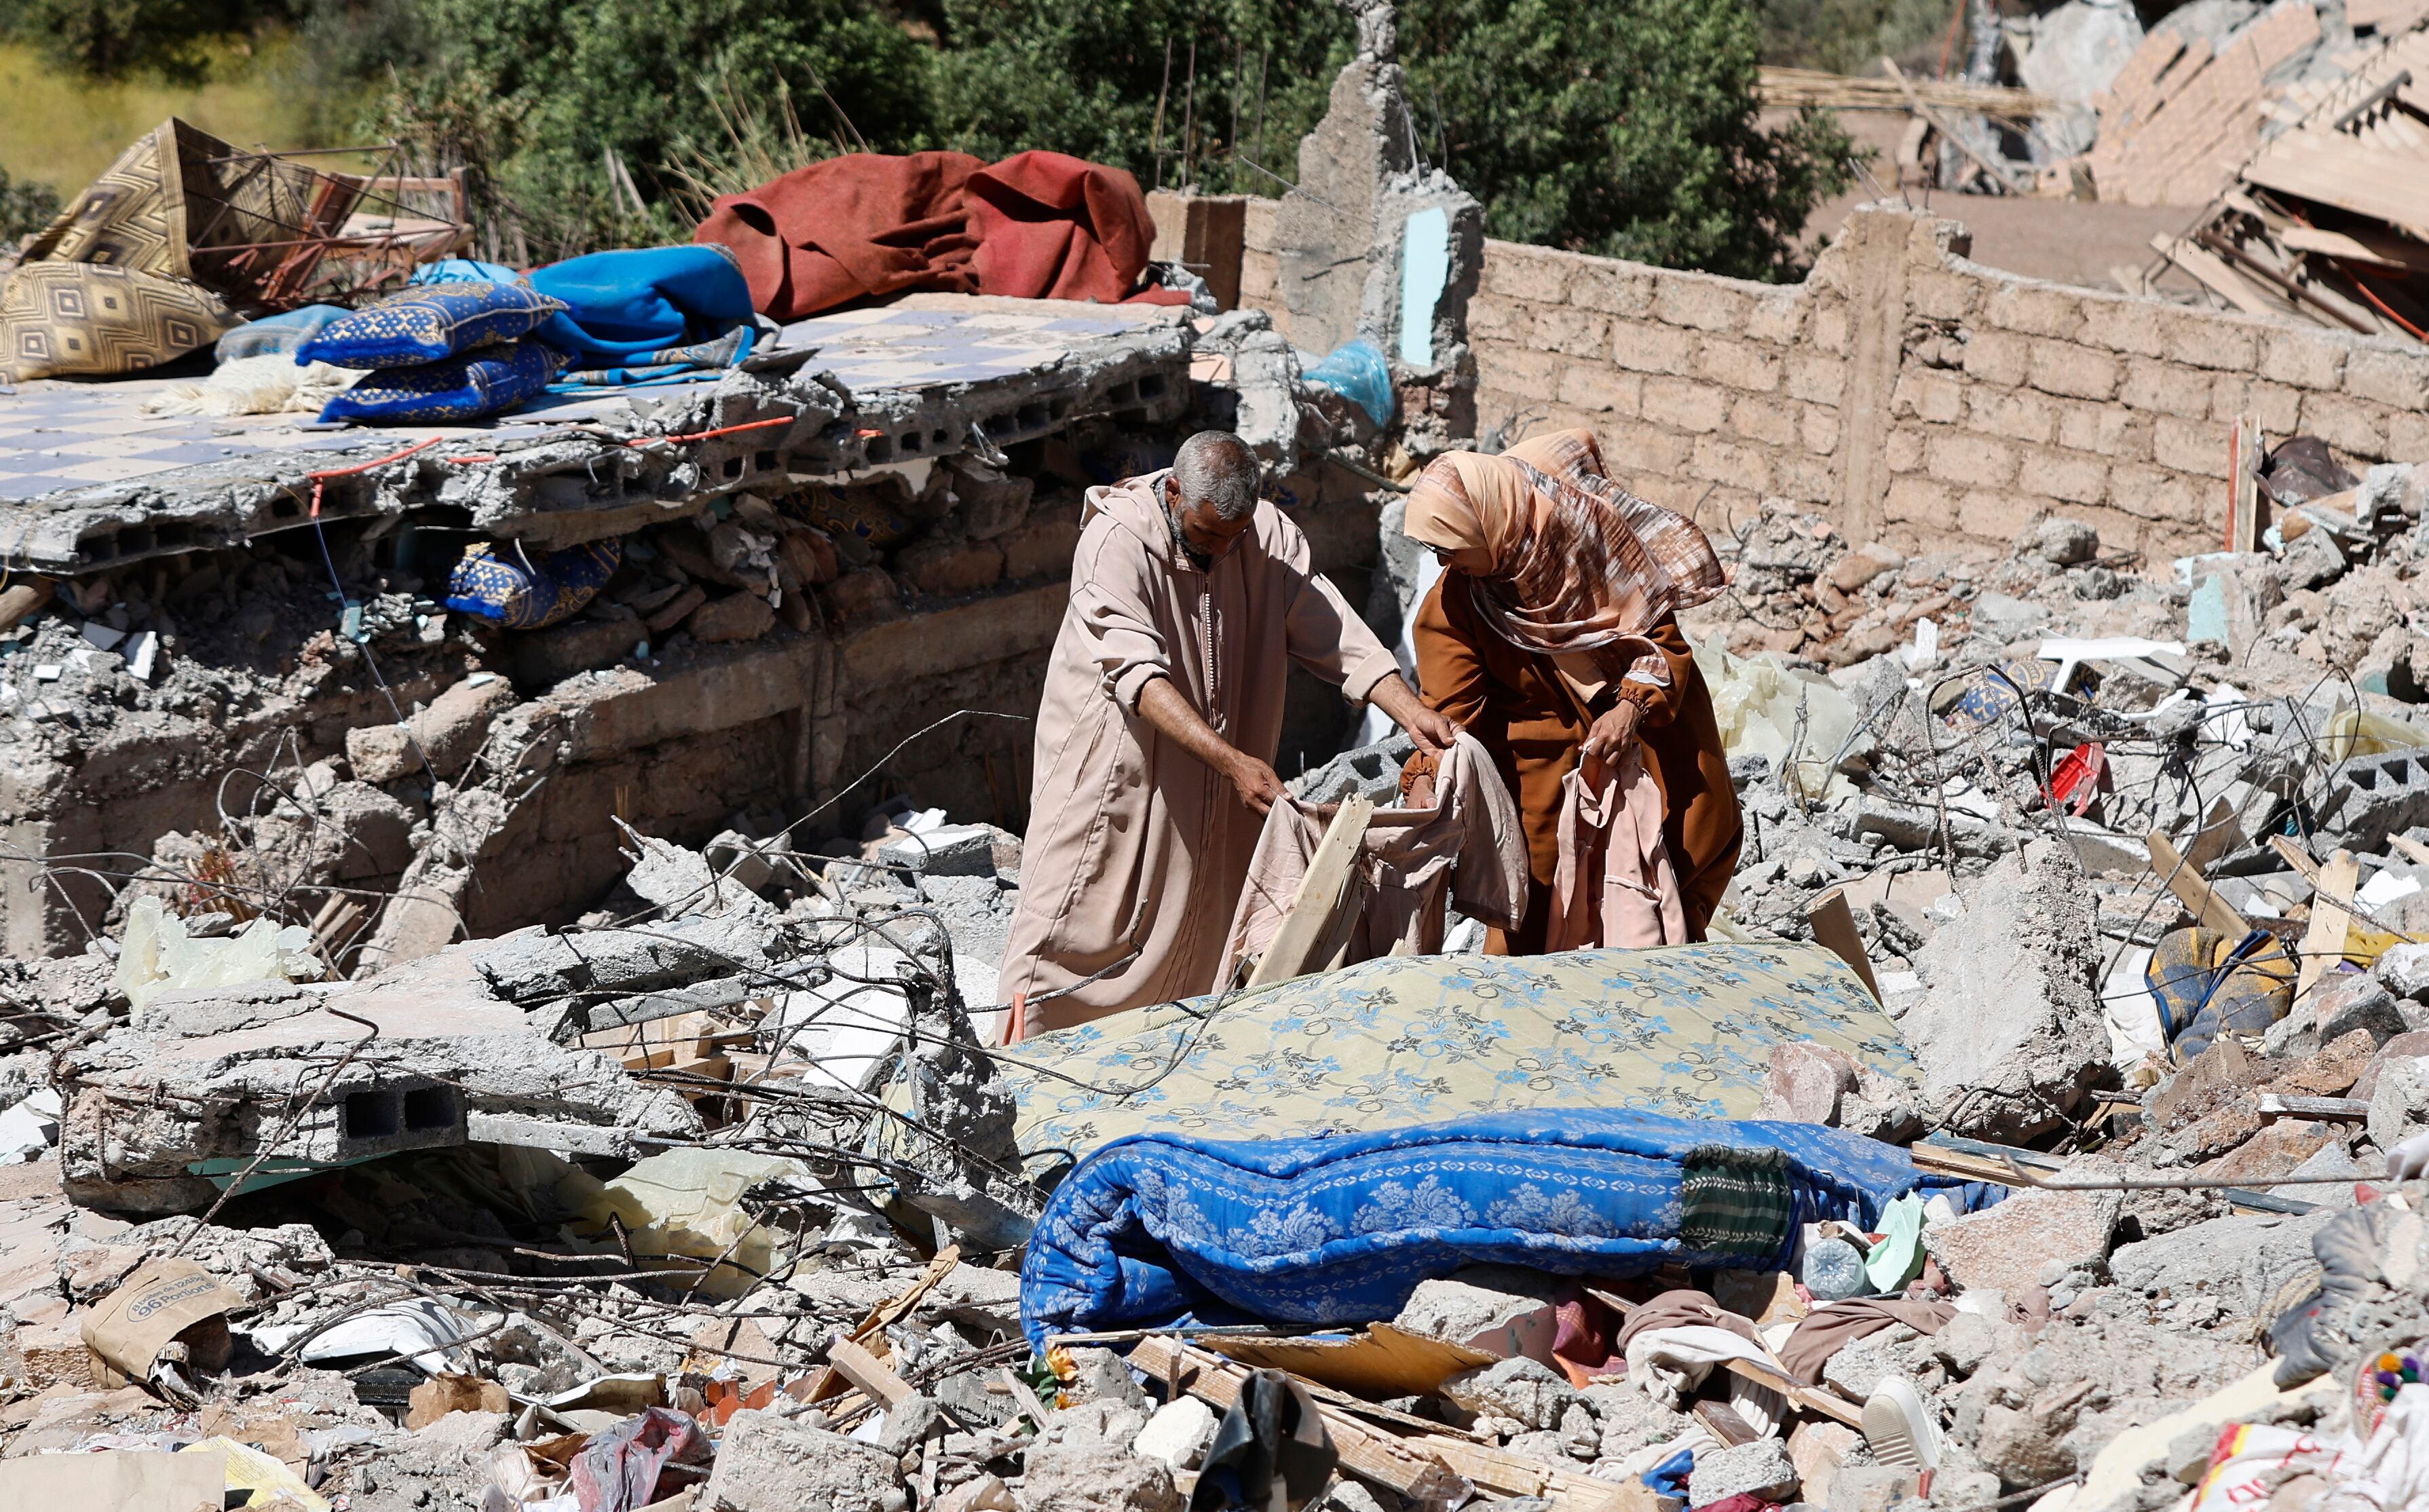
left=1579, top=699, right=1643, bottom=784
left=1367, top=673, right=1458, bottom=755
left=1227, top=753, right=1287, bottom=815
left=1137, top=674, right=1287, bottom=815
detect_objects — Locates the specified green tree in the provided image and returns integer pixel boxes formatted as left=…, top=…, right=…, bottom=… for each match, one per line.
left=385, top=0, right=935, bottom=255
left=0, top=0, right=283, bottom=79
left=931, top=0, right=1853, bottom=280
left=928, top=0, right=1351, bottom=197
left=1399, top=0, right=1852, bottom=278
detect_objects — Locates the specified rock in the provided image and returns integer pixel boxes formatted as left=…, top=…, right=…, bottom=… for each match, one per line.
left=880, top=1395, right=943, bottom=1455
left=2371, top=1055, right=2429, bottom=1150
left=1934, top=1311, right=2000, bottom=1376
left=2279, top=526, right=2347, bottom=591
left=688, top=590, right=777, bottom=644
left=878, top=823, right=1000, bottom=879
left=1756, top=1042, right=1860, bottom=1124
left=1016, top=1435, right=1184, bottom=1512
left=1826, top=544, right=1906, bottom=595
left=1558, top=1401, right=1598, bottom=1460
left=1923, top=1184, right=2122, bottom=1300
left=1691, top=1439, right=1799, bottom=1507
left=2378, top=942, right=2429, bottom=1000
left=1787, top=1421, right=1863, bottom=1497
left=1442, top=1357, right=1577, bottom=1431
left=1900, top=844, right=2111, bottom=1140
left=1394, top=1270, right=1558, bottom=1358
left=1581, top=1384, right=1692, bottom=1460
left=700, top=1410, right=906, bottom=1512
left=2150, top=1038, right=2260, bottom=1131
left=1825, top=1466, right=1920, bottom=1512
left=2316, top=978, right=2408, bottom=1051
left=2268, top=1027, right=2380, bottom=1095
left=1057, top=1348, right=1148, bottom=1413
left=2194, top=1118, right=2337, bottom=1185
left=2354, top=1032, right=2429, bottom=1102
left=2025, top=517, right=2101, bottom=567
left=2109, top=1210, right=2335, bottom=1317
left=1050, top=1401, right=1149, bottom=1449
left=1133, top=1397, right=1216, bottom=1471
left=1821, top=1343, right=1908, bottom=1403
left=1972, top=591, right=2050, bottom=642
left=346, top=674, right=519, bottom=782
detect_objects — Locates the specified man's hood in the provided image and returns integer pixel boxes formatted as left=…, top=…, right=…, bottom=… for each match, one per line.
left=1081, top=468, right=1182, bottom=565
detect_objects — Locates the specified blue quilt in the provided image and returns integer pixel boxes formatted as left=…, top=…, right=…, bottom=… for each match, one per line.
left=529, top=246, right=757, bottom=366
left=1019, top=1108, right=1986, bottom=1346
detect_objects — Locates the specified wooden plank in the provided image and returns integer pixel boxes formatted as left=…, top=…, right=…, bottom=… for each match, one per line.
left=827, top=1335, right=915, bottom=1407
left=1695, top=1400, right=1760, bottom=1447
left=1248, top=793, right=1374, bottom=987
left=2392, top=833, right=2429, bottom=867
left=1129, top=1337, right=1482, bottom=1505
left=1805, top=888, right=1883, bottom=1002
left=1883, top=57, right=2029, bottom=194
left=2278, top=223, right=2429, bottom=273
left=2147, top=830, right=2251, bottom=937
left=2269, top=835, right=2324, bottom=886
left=2230, top=415, right=2264, bottom=554
left=2257, top=1093, right=2371, bottom=1122
left=2151, top=234, right=2280, bottom=317
left=2298, top=850, right=2360, bottom=1002
left=2186, top=795, right=2244, bottom=872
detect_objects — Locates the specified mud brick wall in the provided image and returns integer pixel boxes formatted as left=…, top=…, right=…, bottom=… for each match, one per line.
left=1243, top=199, right=2429, bottom=561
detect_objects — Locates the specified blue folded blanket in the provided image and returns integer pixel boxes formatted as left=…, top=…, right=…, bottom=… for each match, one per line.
left=528, top=245, right=757, bottom=366
left=316, top=339, right=563, bottom=426
left=1019, top=1108, right=1992, bottom=1347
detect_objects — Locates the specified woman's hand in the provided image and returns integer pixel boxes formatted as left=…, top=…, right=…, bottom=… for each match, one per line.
left=1579, top=700, right=1643, bottom=784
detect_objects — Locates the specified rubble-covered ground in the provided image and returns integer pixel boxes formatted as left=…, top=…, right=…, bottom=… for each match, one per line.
left=10, top=434, right=2429, bottom=1512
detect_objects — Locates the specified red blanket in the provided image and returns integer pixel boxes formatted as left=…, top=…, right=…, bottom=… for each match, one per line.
left=695, top=149, right=1183, bottom=320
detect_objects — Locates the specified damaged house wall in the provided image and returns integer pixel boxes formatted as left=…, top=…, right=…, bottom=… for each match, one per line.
left=1245, top=202, right=2429, bottom=561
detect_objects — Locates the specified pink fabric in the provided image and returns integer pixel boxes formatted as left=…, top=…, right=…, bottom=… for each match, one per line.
left=1213, top=730, right=1528, bottom=991
left=1547, top=746, right=1684, bottom=951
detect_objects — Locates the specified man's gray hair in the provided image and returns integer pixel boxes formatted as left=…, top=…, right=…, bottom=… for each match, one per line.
left=1171, top=432, right=1261, bottom=521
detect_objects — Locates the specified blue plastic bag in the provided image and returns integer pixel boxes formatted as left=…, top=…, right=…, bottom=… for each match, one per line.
left=1302, top=338, right=1395, bottom=426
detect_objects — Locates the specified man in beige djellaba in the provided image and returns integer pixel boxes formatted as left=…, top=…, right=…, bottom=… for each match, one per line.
left=1000, top=431, right=1456, bottom=1031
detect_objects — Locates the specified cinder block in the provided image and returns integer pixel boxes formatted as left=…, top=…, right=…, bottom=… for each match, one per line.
left=1885, top=425, right=1927, bottom=473
left=2314, top=746, right=2429, bottom=853
left=1786, top=352, right=1847, bottom=404
left=1961, top=330, right=2030, bottom=387
left=1967, top=388, right=2057, bottom=444
left=2095, top=297, right=2169, bottom=358
left=1691, top=436, right=1774, bottom=492
left=2027, top=339, right=2120, bottom=400
left=2120, top=358, right=2213, bottom=417
left=2300, top=392, right=2392, bottom=457
left=1811, top=304, right=1851, bottom=354
left=1536, top=305, right=1611, bottom=358
left=1801, top=404, right=1841, bottom=456
left=1569, top=263, right=1657, bottom=316
left=1483, top=244, right=1575, bottom=303
left=1927, top=432, right=2016, bottom=487
left=1611, top=321, right=1698, bottom=374
left=1699, top=338, right=1782, bottom=392
left=1731, top=395, right=1799, bottom=447
left=1777, top=453, right=1839, bottom=501
left=1464, top=294, right=1533, bottom=345
left=2153, top=415, right=2231, bottom=476
left=1744, top=292, right=1806, bottom=343
left=2022, top=447, right=2111, bottom=506
left=1558, top=365, right=1641, bottom=415
left=2346, top=349, right=2429, bottom=409
left=1957, top=487, right=2058, bottom=542
left=1640, top=376, right=1729, bottom=433
left=2210, top=373, right=2302, bottom=433
left=1883, top=475, right=1957, bottom=525
left=2161, top=310, right=2259, bottom=371
left=1653, top=276, right=1756, bottom=332
left=1908, top=270, right=1982, bottom=322
left=1893, top=370, right=1965, bottom=423
left=2259, top=331, right=2347, bottom=391
left=1983, top=282, right=2084, bottom=339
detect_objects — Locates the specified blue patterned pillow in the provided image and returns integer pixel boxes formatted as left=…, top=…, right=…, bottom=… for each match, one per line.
left=316, top=339, right=563, bottom=425
left=445, top=539, right=623, bottom=630
left=297, top=282, right=565, bottom=369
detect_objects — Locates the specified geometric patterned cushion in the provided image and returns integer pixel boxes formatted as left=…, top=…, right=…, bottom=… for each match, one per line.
left=443, top=538, right=623, bottom=630
left=296, top=280, right=565, bottom=370
left=315, top=339, right=563, bottom=426
left=0, top=263, right=238, bottom=382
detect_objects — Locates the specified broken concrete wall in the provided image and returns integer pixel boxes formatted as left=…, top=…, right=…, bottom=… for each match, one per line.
left=0, top=487, right=1390, bottom=958
left=1241, top=202, right=2429, bottom=561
